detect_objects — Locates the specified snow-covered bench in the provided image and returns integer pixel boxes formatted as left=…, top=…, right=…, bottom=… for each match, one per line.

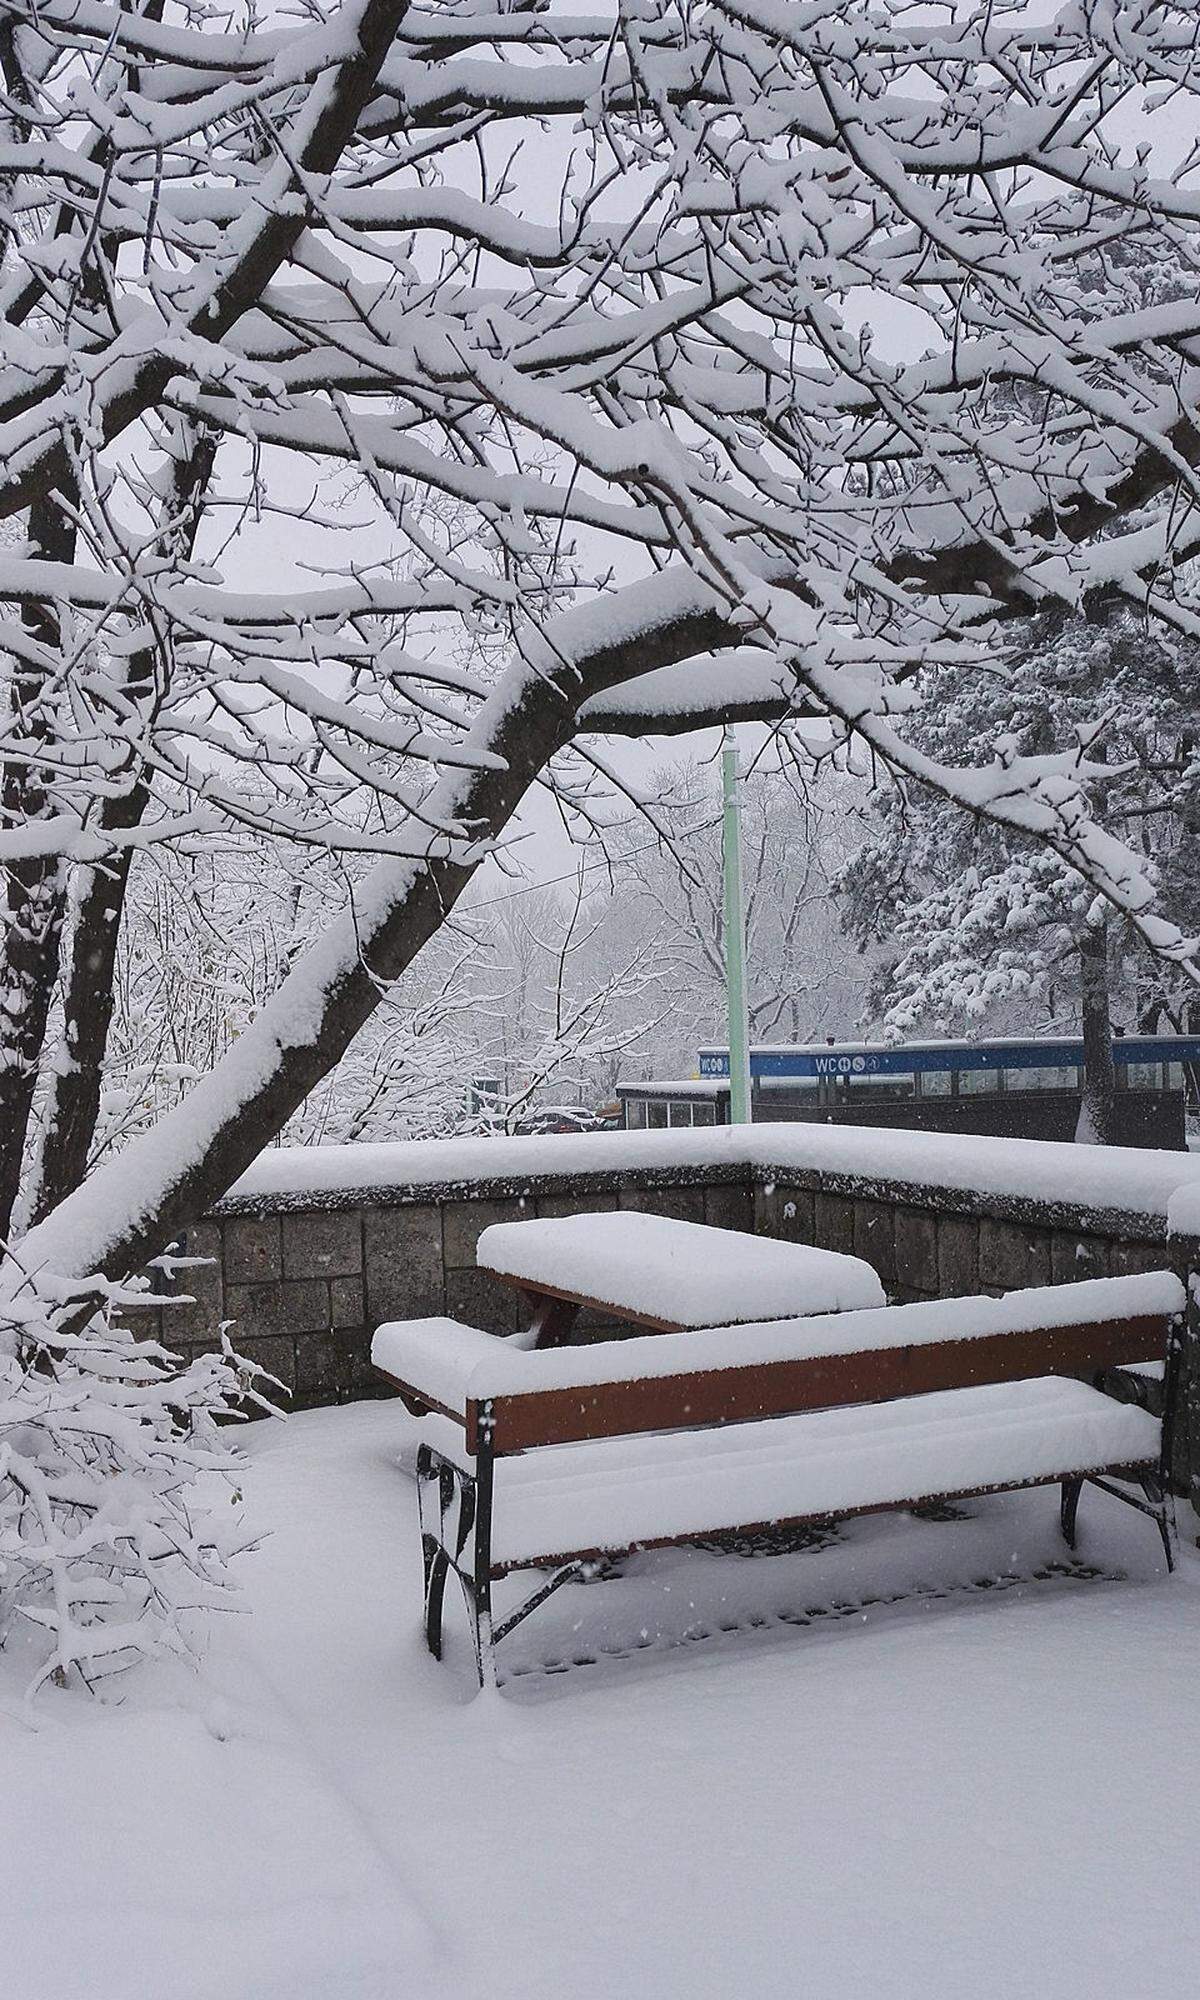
left=371, top=1270, right=1184, bottom=1684
left=476, top=1211, right=886, bottom=1344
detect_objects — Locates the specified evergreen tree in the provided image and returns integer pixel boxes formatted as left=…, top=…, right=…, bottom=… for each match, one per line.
left=840, top=607, right=1200, bottom=1138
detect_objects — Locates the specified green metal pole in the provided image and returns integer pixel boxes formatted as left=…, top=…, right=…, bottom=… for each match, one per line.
left=722, top=727, right=752, bottom=1124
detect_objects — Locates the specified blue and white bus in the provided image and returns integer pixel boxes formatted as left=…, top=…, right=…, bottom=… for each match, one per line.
left=617, top=1034, right=1197, bottom=1148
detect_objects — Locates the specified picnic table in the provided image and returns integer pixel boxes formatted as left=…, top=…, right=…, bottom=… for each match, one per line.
left=476, top=1210, right=886, bottom=1346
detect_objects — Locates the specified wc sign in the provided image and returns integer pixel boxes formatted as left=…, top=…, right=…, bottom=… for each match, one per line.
left=812, top=1054, right=878, bottom=1077
left=697, top=1047, right=892, bottom=1079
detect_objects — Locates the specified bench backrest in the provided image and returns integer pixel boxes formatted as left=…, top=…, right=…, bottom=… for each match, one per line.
left=468, top=1310, right=1172, bottom=1457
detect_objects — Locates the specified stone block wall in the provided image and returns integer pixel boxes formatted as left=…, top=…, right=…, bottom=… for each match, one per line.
left=135, top=1169, right=755, bottom=1409
left=129, top=1153, right=1176, bottom=1422
left=753, top=1168, right=1197, bottom=1497
left=753, top=1176, right=1169, bottom=1300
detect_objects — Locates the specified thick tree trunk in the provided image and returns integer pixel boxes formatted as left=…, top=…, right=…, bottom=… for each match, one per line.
left=28, top=428, right=216, bottom=1224
left=15, top=582, right=731, bottom=1296
left=27, top=815, right=143, bottom=1225
left=1076, top=921, right=1116, bottom=1145
left=0, top=17, right=121, bottom=1239
left=0, top=486, right=77, bottom=1238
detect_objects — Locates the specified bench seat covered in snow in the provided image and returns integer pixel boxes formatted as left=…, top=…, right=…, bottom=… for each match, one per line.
left=475, top=1210, right=885, bottom=1343
left=430, top=1378, right=1161, bottom=1571
left=371, top=1269, right=1184, bottom=1682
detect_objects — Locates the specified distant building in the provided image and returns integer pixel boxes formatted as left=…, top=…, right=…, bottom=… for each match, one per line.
left=617, top=1035, right=1195, bottom=1149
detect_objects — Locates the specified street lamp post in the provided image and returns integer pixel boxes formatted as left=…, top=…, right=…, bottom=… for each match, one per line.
left=722, top=727, right=752, bottom=1124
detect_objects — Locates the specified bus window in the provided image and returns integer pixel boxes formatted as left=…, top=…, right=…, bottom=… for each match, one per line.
left=1004, top=1065, right=1055, bottom=1090
left=849, top=1074, right=914, bottom=1100
left=1167, top=1063, right=1185, bottom=1090
left=919, top=1070, right=951, bottom=1096
left=1123, top=1062, right=1161, bottom=1090
left=958, top=1066, right=999, bottom=1095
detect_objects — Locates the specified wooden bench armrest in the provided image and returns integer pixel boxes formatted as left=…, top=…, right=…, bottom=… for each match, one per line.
left=371, top=1317, right=508, bottom=1424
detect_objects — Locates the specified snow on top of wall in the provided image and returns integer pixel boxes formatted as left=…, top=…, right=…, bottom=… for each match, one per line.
left=224, top=1120, right=1200, bottom=1223
left=226, top=1124, right=748, bottom=1202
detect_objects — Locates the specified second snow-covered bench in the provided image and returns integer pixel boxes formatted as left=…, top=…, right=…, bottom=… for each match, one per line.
left=372, top=1270, right=1183, bottom=1683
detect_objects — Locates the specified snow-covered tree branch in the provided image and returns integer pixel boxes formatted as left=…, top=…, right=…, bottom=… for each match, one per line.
left=9, top=2, right=1200, bottom=1250
left=6, top=0, right=1200, bottom=1682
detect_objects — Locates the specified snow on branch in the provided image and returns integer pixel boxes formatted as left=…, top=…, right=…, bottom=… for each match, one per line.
left=0, top=1269, right=272, bottom=1701
left=4, top=3, right=1200, bottom=1680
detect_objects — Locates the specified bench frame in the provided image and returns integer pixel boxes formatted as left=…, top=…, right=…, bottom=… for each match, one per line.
left=416, top=1435, right=1174, bottom=1687
left=392, top=1303, right=1183, bottom=1685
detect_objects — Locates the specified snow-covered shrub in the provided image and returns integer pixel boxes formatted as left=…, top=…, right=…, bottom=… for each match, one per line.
left=0, top=1270, right=271, bottom=1700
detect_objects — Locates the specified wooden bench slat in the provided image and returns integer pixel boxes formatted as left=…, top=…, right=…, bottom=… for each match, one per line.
left=470, top=1313, right=1169, bottom=1455
left=484, top=1377, right=1161, bottom=1568
left=491, top=1466, right=1158, bottom=1575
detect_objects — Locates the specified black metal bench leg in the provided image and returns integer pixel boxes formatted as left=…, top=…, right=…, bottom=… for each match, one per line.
left=1080, top=1470, right=1178, bottom=1573
left=422, top=1537, right=450, bottom=1660
left=417, top=1442, right=476, bottom=1663
left=1138, top=1472, right=1177, bottom=1575
left=468, top=1407, right=498, bottom=1688
left=1060, top=1476, right=1083, bottom=1551
left=455, top=1568, right=497, bottom=1688
left=475, top=1583, right=497, bottom=1691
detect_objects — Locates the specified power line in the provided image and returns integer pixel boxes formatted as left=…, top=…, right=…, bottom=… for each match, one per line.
left=460, top=814, right=718, bottom=914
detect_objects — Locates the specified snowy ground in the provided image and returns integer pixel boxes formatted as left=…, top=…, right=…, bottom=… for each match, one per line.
left=5, top=1399, right=1200, bottom=2000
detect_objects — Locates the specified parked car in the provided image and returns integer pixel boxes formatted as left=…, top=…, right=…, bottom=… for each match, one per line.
left=512, top=1105, right=615, bottom=1136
